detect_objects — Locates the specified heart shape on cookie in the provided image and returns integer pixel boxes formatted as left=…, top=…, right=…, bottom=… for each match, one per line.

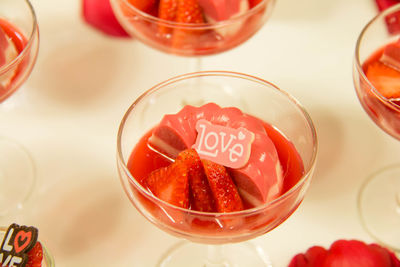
left=14, top=230, right=32, bottom=253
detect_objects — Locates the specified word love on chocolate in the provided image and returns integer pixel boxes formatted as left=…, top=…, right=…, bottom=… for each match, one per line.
left=192, top=119, right=254, bottom=168
left=0, top=224, right=38, bottom=267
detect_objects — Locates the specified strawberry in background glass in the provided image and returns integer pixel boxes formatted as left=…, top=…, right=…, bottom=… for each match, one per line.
left=353, top=3, right=400, bottom=252
left=0, top=26, right=18, bottom=68
left=288, top=239, right=400, bottom=267
left=109, top=0, right=275, bottom=57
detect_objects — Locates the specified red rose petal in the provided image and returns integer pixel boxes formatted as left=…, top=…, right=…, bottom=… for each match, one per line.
left=289, top=240, right=400, bottom=267
left=375, top=0, right=400, bottom=34
left=376, top=0, right=400, bottom=11
left=82, top=0, right=130, bottom=37
left=389, top=250, right=400, bottom=267
left=288, top=246, right=328, bottom=267
left=288, top=254, right=308, bottom=267
left=304, top=246, right=328, bottom=266
left=324, top=240, right=391, bottom=267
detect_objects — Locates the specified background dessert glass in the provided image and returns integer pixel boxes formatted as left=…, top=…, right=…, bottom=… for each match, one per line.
left=0, top=0, right=39, bottom=219
left=353, top=3, right=400, bottom=252
left=110, top=0, right=275, bottom=70
left=117, top=71, right=318, bottom=266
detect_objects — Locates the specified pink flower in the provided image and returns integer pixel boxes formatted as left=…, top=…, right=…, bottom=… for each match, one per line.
left=82, top=0, right=130, bottom=37
left=289, top=240, right=400, bottom=267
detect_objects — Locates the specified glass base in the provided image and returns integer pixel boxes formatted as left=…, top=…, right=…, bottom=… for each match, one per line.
left=158, top=241, right=272, bottom=267
left=0, top=137, right=35, bottom=217
left=358, top=164, right=400, bottom=251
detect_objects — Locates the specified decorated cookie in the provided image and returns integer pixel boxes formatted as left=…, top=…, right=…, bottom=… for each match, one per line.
left=0, top=224, right=43, bottom=267
left=192, top=119, right=255, bottom=169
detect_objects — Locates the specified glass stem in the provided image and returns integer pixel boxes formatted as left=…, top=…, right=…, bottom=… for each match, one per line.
left=205, top=245, right=229, bottom=267
left=181, top=57, right=205, bottom=106
left=188, top=57, right=202, bottom=73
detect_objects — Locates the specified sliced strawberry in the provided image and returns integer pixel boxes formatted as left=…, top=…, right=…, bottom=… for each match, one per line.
left=381, top=41, right=400, bottom=71
left=158, top=0, right=178, bottom=21
left=176, top=149, right=215, bottom=212
left=171, top=0, right=205, bottom=48
left=158, top=0, right=178, bottom=34
left=366, top=61, right=400, bottom=99
left=175, top=0, right=204, bottom=23
left=202, top=160, right=243, bottom=212
left=157, top=0, right=205, bottom=47
left=144, top=161, right=190, bottom=208
left=26, top=241, right=43, bottom=267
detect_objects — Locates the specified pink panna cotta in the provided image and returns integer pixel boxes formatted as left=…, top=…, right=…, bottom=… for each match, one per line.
left=149, top=103, right=284, bottom=207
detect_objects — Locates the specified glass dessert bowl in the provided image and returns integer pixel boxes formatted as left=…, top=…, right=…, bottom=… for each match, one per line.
left=110, top=0, right=275, bottom=56
left=117, top=71, right=317, bottom=266
left=353, top=3, right=400, bottom=252
left=0, top=0, right=39, bottom=219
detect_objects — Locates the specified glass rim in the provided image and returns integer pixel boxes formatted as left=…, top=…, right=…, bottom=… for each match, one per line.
left=116, top=71, right=318, bottom=217
left=0, top=0, right=39, bottom=75
left=0, top=135, right=36, bottom=217
left=114, top=0, right=275, bottom=30
left=354, top=3, right=400, bottom=111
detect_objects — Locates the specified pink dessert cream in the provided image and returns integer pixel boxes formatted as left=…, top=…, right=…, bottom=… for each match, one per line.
left=148, top=103, right=287, bottom=208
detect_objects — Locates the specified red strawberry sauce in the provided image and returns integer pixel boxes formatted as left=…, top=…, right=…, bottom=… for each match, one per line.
left=127, top=121, right=305, bottom=210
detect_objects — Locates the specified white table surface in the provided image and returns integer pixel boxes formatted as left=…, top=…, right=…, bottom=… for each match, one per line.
left=1, top=0, right=399, bottom=266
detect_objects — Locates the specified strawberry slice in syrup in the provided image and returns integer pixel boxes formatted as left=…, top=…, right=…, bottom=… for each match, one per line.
left=144, top=161, right=190, bottom=208
left=176, top=149, right=215, bottom=212
left=366, top=61, right=400, bottom=99
left=202, top=160, right=244, bottom=212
